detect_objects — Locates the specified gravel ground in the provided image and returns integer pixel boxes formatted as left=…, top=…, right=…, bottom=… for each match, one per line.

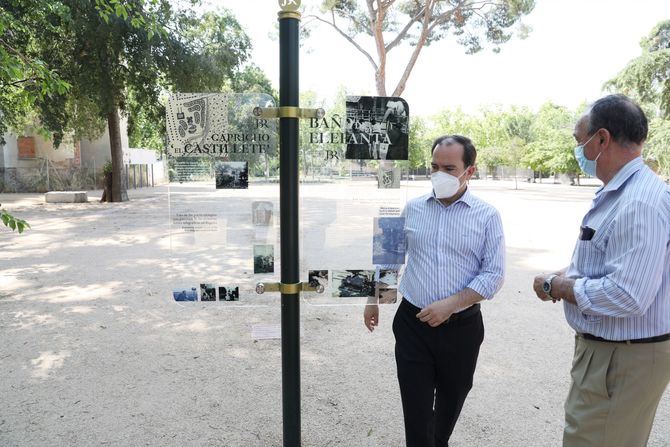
left=1, top=179, right=668, bottom=447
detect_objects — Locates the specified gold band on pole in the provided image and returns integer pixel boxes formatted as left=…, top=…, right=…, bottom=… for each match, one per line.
left=278, top=11, right=301, bottom=20
left=279, top=283, right=301, bottom=294
left=253, top=106, right=325, bottom=119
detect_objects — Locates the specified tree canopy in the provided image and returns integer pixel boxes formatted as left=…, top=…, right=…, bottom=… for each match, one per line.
left=0, top=1, right=266, bottom=201
left=308, top=0, right=535, bottom=95
left=607, top=19, right=670, bottom=176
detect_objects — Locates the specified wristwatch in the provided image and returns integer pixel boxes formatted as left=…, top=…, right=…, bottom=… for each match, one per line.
left=543, top=274, right=559, bottom=299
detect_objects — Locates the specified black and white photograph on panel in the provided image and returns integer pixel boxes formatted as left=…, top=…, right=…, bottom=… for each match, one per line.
left=345, top=96, right=409, bottom=160
left=372, top=217, right=406, bottom=265
left=215, top=161, right=248, bottom=189
left=378, top=287, right=398, bottom=304
left=378, top=165, right=401, bottom=189
left=200, top=283, right=216, bottom=301
left=331, top=270, right=376, bottom=298
left=253, top=244, right=275, bottom=274
left=308, top=270, right=329, bottom=288
left=252, top=201, right=273, bottom=226
left=218, top=286, right=240, bottom=301
left=379, top=269, right=399, bottom=286
left=173, top=287, right=198, bottom=302
left=377, top=269, right=399, bottom=304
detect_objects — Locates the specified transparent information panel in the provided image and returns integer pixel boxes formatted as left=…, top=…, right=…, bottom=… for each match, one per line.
left=299, top=96, right=411, bottom=306
left=166, top=93, right=279, bottom=306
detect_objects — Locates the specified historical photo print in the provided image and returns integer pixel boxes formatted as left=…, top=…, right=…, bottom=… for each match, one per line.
left=331, top=270, right=376, bottom=298
left=218, top=286, right=240, bottom=301
left=252, top=201, right=273, bottom=226
left=165, top=93, right=226, bottom=155
left=373, top=217, right=406, bottom=265
left=215, top=161, right=248, bottom=189
left=173, top=287, right=198, bottom=302
left=200, top=283, right=216, bottom=301
left=308, top=270, right=329, bottom=288
left=165, top=93, right=276, bottom=157
left=379, top=269, right=399, bottom=286
left=377, top=269, right=399, bottom=304
left=345, top=96, right=409, bottom=160
left=378, top=165, right=401, bottom=188
left=378, top=287, right=398, bottom=304
left=254, top=244, right=275, bottom=274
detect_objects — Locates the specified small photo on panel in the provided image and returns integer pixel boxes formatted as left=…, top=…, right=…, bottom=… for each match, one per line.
left=308, top=270, right=329, bottom=288
left=379, top=269, right=399, bottom=286
left=215, top=161, right=249, bottom=189
left=252, top=201, right=273, bottom=226
left=218, top=286, right=240, bottom=301
left=331, top=270, right=376, bottom=298
left=378, top=166, right=401, bottom=189
left=173, top=287, right=198, bottom=302
left=378, top=287, right=398, bottom=304
left=200, top=283, right=216, bottom=301
left=372, top=217, right=406, bottom=265
left=254, top=244, right=275, bottom=274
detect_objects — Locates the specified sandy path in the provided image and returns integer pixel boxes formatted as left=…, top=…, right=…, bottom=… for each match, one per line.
left=1, top=180, right=668, bottom=446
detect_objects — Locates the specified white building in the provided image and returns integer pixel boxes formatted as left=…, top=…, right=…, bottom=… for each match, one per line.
left=0, top=118, right=166, bottom=192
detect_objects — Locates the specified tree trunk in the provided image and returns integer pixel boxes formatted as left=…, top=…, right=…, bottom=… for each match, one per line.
left=107, top=107, right=128, bottom=202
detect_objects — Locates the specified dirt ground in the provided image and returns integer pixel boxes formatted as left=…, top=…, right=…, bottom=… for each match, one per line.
left=1, top=179, right=668, bottom=447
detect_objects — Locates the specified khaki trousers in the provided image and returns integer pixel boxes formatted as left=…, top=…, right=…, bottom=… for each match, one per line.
left=563, top=335, right=670, bottom=447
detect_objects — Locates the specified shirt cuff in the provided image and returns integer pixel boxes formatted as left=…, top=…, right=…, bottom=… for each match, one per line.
left=572, top=277, right=592, bottom=313
left=466, top=277, right=494, bottom=300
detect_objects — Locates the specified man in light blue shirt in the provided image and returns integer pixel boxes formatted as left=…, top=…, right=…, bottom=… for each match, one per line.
left=365, top=135, right=505, bottom=447
left=533, top=94, right=670, bottom=446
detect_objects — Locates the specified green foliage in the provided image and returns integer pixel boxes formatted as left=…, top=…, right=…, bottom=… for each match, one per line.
left=102, top=160, right=113, bottom=175
left=606, top=20, right=670, bottom=176
left=0, top=207, right=30, bottom=233
left=644, top=117, right=670, bottom=176
left=126, top=9, right=270, bottom=152
left=1, top=0, right=266, bottom=202
left=523, top=103, right=577, bottom=174
left=414, top=102, right=580, bottom=176
left=0, top=0, right=72, bottom=141
left=606, top=20, right=670, bottom=117
left=406, top=116, right=431, bottom=170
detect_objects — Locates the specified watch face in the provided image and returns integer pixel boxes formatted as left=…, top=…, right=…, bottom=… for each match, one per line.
left=543, top=281, right=551, bottom=293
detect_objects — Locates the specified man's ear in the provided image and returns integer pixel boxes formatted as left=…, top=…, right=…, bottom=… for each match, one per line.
left=599, top=128, right=611, bottom=147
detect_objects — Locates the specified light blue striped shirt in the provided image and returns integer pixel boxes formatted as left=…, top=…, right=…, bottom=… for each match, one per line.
left=397, top=189, right=505, bottom=309
left=566, top=157, right=670, bottom=340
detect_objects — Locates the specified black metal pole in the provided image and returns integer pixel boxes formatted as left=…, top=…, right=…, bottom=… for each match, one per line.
left=279, top=9, right=301, bottom=447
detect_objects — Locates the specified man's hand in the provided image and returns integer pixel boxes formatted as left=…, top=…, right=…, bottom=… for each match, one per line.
left=533, top=274, right=553, bottom=301
left=416, top=299, right=457, bottom=327
left=364, top=304, right=379, bottom=332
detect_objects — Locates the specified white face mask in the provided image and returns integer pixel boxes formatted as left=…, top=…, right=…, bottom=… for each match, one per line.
left=431, top=170, right=466, bottom=199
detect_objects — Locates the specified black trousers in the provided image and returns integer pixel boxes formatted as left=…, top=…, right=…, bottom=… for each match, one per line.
left=392, top=298, right=485, bottom=447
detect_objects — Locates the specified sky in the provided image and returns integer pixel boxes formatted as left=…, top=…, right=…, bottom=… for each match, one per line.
left=211, top=0, right=670, bottom=116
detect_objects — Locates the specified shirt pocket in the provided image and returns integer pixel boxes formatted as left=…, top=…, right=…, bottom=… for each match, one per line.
left=590, top=226, right=610, bottom=253
left=574, top=226, right=608, bottom=271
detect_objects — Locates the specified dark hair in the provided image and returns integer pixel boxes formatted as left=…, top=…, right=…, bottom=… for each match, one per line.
left=587, top=94, right=648, bottom=145
left=431, top=134, right=477, bottom=168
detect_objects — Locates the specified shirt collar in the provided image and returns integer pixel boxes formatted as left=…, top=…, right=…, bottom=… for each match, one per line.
left=428, top=187, right=473, bottom=207
left=597, top=157, right=644, bottom=195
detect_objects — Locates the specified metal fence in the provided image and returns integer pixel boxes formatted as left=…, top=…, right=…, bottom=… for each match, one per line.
left=0, top=161, right=164, bottom=193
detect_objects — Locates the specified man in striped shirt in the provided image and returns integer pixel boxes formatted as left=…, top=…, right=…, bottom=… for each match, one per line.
left=533, top=94, right=670, bottom=446
left=364, top=135, right=505, bottom=447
